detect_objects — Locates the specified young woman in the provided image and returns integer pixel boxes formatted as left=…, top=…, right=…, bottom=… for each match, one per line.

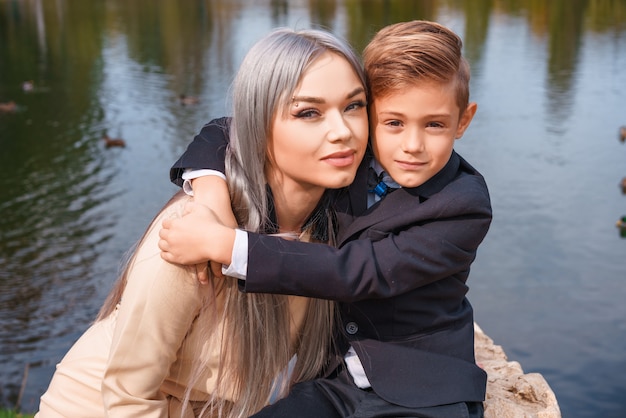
left=36, top=27, right=368, bottom=418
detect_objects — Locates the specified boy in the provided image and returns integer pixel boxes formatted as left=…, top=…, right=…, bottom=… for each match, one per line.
left=160, top=20, right=491, bottom=417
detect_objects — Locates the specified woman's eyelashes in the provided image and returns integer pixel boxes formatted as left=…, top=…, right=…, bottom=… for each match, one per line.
left=346, top=100, right=367, bottom=112
left=293, top=100, right=366, bottom=119
left=294, top=108, right=320, bottom=119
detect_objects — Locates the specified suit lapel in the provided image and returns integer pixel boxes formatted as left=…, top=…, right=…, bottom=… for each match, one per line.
left=350, top=156, right=371, bottom=215
left=337, top=187, right=421, bottom=245
left=337, top=152, right=462, bottom=246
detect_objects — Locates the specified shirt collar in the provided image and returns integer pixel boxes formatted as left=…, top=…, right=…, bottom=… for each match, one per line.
left=369, top=151, right=460, bottom=200
left=369, top=160, right=401, bottom=189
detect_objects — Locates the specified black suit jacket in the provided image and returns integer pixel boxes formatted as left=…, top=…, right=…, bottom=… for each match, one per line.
left=171, top=119, right=492, bottom=408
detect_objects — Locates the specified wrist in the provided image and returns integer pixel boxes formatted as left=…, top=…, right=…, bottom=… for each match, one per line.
left=214, top=224, right=236, bottom=265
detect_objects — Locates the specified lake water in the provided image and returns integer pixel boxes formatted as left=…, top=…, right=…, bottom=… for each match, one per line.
left=1, top=1, right=625, bottom=416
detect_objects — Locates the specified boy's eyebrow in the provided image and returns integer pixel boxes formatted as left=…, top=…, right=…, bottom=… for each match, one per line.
left=292, top=87, right=366, bottom=104
left=378, top=110, right=406, bottom=117
left=379, top=110, right=452, bottom=119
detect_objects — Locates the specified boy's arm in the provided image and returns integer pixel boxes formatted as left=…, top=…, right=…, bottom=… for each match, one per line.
left=190, top=175, right=236, bottom=227
left=170, top=117, right=230, bottom=186
left=167, top=117, right=236, bottom=281
left=160, top=201, right=236, bottom=268
left=241, top=177, right=492, bottom=302
left=187, top=176, right=238, bottom=282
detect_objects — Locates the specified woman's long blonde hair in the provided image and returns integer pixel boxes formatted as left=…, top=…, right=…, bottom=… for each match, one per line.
left=98, top=27, right=366, bottom=418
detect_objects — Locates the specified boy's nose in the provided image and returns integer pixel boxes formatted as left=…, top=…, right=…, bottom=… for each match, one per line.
left=402, top=131, right=425, bottom=152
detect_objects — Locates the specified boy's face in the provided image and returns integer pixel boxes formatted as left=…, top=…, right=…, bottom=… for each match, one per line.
left=369, top=81, right=476, bottom=188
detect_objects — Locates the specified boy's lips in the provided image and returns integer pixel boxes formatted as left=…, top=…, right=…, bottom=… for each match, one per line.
left=322, top=150, right=356, bottom=167
left=396, top=160, right=427, bottom=170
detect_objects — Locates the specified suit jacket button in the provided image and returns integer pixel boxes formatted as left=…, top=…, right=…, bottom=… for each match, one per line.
left=346, top=322, right=358, bottom=335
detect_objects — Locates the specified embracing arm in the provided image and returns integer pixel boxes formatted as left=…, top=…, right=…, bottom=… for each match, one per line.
left=170, top=117, right=230, bottom=186
left=242, top=177, right=492, bottom=302
left=169, top=116, right=234, bottom=226
left=165, top=117, right=237, bottom=279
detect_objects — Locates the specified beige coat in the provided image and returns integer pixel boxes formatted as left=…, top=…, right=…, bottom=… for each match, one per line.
left=36, top=196, right=307, bottom=418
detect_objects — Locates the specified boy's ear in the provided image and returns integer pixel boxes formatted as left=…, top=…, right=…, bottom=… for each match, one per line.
left=455, top=102, right=477, bottom=139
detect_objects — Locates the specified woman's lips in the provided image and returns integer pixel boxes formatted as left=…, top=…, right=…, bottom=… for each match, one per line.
left=322, top=151, right=356, bottom=167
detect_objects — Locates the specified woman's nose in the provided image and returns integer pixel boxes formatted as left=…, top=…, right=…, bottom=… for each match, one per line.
left=326, top=113, right=352, bottom=142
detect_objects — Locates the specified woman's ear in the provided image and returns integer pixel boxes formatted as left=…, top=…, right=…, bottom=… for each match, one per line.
left=455, top=102, right=477, bottom=139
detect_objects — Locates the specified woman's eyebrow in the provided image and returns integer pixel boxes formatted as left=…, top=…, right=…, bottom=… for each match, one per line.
left=292, top=95, right=325, bottom=104
left=292, top=87, right=366, bottom=104
left=346, top=87, right=366, bottom=98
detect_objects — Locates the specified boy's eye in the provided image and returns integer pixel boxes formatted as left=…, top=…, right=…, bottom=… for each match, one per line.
left=386, top=120, right=403, bottom=127
left=426, top=121, right=445, bottom=129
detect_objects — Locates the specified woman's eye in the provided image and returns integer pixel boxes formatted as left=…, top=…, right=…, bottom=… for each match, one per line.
left=345, top=100, right=366, bottom=112
left=295, top=109, right=320, bottom=118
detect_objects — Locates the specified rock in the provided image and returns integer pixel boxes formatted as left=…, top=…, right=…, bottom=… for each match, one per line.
left=474, top=323, right=561, bottom=417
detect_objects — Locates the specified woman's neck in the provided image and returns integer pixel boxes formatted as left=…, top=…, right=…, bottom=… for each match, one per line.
left=267, top=177, right=324, bottom=234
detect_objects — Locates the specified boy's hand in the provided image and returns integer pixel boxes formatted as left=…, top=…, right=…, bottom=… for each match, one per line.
left=159, top=202, right=235, bottom=268
left=187, top=176, right=238, bottom=283
left=195, top=263, right=211, bottom=286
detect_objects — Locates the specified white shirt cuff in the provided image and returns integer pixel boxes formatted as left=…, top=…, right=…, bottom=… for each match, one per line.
left=181, top=169, right=227, bottom=196
left=221, top=229, right=248, bottom=280
left=345, top=346, right=371, bottom=388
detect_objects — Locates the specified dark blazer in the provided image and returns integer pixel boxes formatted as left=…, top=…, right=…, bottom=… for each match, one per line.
left=171, top=119, right=492, bottom=408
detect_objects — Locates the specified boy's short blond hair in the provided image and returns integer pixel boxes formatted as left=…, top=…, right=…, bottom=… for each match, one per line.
left=363, top=20, right=471, bottom=113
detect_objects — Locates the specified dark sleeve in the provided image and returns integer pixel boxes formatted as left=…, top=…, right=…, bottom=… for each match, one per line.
left=169, top=117, right=231, bottom=187
left=241, top=174, right=492, bottom=302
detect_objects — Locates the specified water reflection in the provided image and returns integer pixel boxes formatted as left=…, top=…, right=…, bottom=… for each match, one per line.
left=544, top=0, right=586, bottom=134
left=1, top=0, right=626, bottom=416
left=0, top=107, right=117, bottom=410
